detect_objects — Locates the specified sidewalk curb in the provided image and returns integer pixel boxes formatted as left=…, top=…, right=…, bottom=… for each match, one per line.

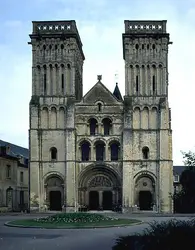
left=4, top=220, right=143, bottom=230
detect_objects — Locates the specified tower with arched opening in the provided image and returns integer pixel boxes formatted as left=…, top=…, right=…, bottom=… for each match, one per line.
left=28, top=20, right=173, bottom=213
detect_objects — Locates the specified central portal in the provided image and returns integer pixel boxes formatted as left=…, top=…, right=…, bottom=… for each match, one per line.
left=139, top=191, right=152, bottom=210
left=49, top=191, right=62, bottom=211
left=103, top=191, right=112, bottom=210
left=78, top=166, right=121, bottom=211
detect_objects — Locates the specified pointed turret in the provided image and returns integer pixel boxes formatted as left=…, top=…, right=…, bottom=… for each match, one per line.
left=113, top=83, right=123, bottom=101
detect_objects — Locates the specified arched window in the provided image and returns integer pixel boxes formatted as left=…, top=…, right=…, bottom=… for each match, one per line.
left=102, top=118, right=112, bottom=135
left=97, top=103, right=102, bottom=112
left=152, top=75, right=156, bottom=92
left=43, top=65, right=47, bottom=93
left=110, top=142, right=120, bottom=161
left=142, top=147, right=149, bottom=159
left=50, top=147, right=57, bottom=160
left=80, top=141, right=90, bottom=161
left=88, top=118, right=98, bottom=135
left=95, top=141, right=105, bottom=161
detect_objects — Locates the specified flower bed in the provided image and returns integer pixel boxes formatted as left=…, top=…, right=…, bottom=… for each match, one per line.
left=34, top=212, right=117, bottom=223
left=6, top=213, right=141, bottom=229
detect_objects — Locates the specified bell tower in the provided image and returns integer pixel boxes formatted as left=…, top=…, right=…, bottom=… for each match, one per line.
left=28, top=21, right=84, bottom=211
left=29, top=20, right=84, bottom=100
left=122, top=20, right=173, bottom=213
left=123, top=20, right=171, bottom=97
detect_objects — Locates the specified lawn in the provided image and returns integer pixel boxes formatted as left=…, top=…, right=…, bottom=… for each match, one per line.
left=6, top=213, right=141, bottom=229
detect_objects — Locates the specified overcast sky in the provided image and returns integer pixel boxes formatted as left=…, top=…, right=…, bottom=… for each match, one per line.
left=0, top=0, right=194, bottom=165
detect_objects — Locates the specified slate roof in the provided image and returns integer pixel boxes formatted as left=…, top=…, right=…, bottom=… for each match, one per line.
left=113, top=83, right=123, bottom=101
left=173, top=166, right=186, bottom=176
left=0, top=139, right=29, bottom=160
left=82, top=80, right=122, bottom=104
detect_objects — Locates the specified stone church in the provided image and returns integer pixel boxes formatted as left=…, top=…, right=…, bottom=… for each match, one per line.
left=29, top=20, right=173, bottom=213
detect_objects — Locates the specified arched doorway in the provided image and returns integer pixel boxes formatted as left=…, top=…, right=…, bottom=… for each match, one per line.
left=103, top=191, right=112, bottom=210
left=45, top=175, right=64, bottom=211
left=89, top=191, right=99, bottom=210
left=139, top=191, right=152, bottom=210
left=78, top=166, right=121, bottom=211
left=49, top=191, right=62, bottom=211
left=134, top=174, right=155, bottom=211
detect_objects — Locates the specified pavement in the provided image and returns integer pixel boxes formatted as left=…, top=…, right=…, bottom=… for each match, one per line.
left=0, top=213, right=194, bottom=250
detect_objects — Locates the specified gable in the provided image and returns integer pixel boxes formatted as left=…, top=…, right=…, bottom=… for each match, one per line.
left=82, top=82, right=121, bottom=104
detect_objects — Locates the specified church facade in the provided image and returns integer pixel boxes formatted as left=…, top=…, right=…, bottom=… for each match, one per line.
left=29, top=20, right=173, bottom=213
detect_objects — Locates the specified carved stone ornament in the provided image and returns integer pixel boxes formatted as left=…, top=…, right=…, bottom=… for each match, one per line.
left=89, top=176, right=112, bottom=187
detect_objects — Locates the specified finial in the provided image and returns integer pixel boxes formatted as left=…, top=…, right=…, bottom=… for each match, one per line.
left=97, top=75, right=102, bottom=81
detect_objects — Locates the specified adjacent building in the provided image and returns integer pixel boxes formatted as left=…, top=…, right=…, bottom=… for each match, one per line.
left=0, top=140, right=28, bottom=211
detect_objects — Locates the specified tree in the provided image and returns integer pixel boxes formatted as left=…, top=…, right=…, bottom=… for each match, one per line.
left=181, top=150, right=195, bottom=171
left=174, top=150, right=195, bottom=213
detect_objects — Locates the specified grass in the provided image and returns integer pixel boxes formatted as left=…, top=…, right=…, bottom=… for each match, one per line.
left=6, top=213, right=141, bottom=229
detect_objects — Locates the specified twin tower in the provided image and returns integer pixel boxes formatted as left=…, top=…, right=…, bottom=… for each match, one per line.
left=29, top=20, right=173, bottom=213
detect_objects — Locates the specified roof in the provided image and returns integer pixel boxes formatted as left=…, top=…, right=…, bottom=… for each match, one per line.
left=113, top=83, right=123, bottom=101
left=173, top=166, right=186, bottom=176
left=0, top=139, right=29, bottom=159
left=82, top=79, right=122, bottom=104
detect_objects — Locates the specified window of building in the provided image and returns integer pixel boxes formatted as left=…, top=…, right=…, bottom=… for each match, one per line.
left=174, top=175, right=179, bottom=182
left=89, top=118, right=98, bottom=135
left=6, top=165, right=11, bottom=179
left=110, top=142, right=120, bottom=161
left=61, top=74, right=64, bottom=91
left=97, top=103, right=102, bottom=112
left=20, top=171, right=24, bottom=183
left=102, top=118, right=112, bottom=135
left=50, top=147, right=57, bottom=160
left=95, top=141, right=105, bottom=161
left=6, top=187, right=13, bottom=206
left=142, top=147, right=149, bottom=159
left=80, top=141, right=90, bottom=161
left=44, top=73, right=47, bottom=92
left=152, top=75, right=155, bottom=92
left=20, top=191, right=24, bottom=205
left=136, top=75, right=139, bottom=92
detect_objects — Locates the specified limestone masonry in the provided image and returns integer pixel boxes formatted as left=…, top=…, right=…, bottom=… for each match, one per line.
left=29, top=20, right=173, bottom=213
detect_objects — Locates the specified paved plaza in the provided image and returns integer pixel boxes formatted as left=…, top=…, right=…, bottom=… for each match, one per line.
left=0, top=213, right=194, bottom=250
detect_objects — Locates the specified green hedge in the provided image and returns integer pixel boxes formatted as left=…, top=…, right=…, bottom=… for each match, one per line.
left=112, top=219, right=195, bottom=250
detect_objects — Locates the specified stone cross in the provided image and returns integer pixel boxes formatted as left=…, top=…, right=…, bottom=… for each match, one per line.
left=97, top=75, right=102, bottom=81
